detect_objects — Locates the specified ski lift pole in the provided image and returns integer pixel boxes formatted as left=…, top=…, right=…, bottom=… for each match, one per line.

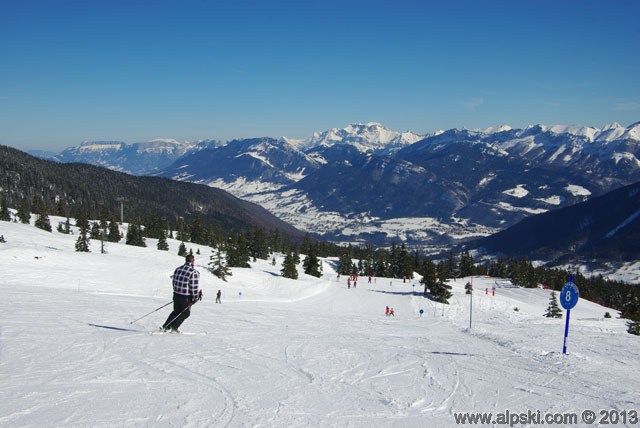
left=129, top=301, right=173, bottom=324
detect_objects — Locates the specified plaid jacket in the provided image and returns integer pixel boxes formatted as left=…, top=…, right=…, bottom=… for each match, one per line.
left=172, top=263, right=200, bottom=298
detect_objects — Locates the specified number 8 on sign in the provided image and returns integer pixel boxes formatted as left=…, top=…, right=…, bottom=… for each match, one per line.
left=560, top=282, right=579, bottom=310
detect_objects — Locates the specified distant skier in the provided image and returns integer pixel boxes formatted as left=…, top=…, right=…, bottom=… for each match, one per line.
left=162, top=254, right=201, bottom=333
left=216, top=289, right=222, bottom=304
left=368, top=276, right=372, bottom=284
left=385, top=306, right=390, bottom=316
left=347, top=278, right=351, bottom=289
left=390, top=308, right=395, bottom=317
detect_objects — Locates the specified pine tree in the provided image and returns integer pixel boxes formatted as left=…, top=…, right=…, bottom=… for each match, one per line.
left=419, top=257, right=437, bottom=297
left=157, top=230, right=169, bottom=251
left=303, top=249, right=322, bottom=278
left=0, top=194, right=11, bottom=221
left=107, top=218, right=121, bottom=242
left=544, top=291, right=563, bottom=318
left=75, top=211, right=90, bottom=231
left=430, top=278, right=453, bottom=304
left=209, top=247, right=231, bottom=281
left=178, top=242, right=187, bottom=257
left=125, top=221, right=146, bottom=247
left=75, top=221, right=90, bottom=252
left=90, top=222, right=102, bottom=239
left=338, top=250, right=353, bottom=275
left=281, top=251, right=299, bottom=279
left=16, top=197, right=30, bottom=224
left=622, top=296, right=640, bottom=335
left=225, top=234, right=250, bottom=268
left=33, top=196, right=52, bottom=232
left=459, top=250, right=475, bottom=277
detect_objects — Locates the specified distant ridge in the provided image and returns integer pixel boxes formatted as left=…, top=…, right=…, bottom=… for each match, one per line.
left=0, top=145, right=304, bottom=239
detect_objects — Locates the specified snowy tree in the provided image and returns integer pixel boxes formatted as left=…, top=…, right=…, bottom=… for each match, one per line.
left=90, top=222, right=102, bottom=239
left=57, top=218, right=72, bottom=234
left=75, top=221, right=90, bottom=253
left=16, top=197, right=30, bottom=224
left=107, top=218, right=121, bottom=242
left=419, top=257, right=437, bottom=297
left=209, top=247, right=231, bottom=281
left=125, top=221, right=146, bottom=247
left=338, top=250, right=353, bottom=275
left=177, top=242, right=187, bottom=257
left=303, top=249, right=322, bottom=278
left=33, top=197, right=51, bottom=232
left=430, top=278, right=453, bottom=304
left=0, top=194, right=10, bottom=221
left=281, top=251, right=298, bottom=280
left=459, top=250, right=475, bottom=277
left=544, top=291, right=563, bottom=318
left=157, top=230, right=169, bottom=251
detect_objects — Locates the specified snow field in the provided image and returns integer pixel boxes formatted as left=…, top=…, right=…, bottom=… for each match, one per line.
left=1, top=220, right=639, bottom=427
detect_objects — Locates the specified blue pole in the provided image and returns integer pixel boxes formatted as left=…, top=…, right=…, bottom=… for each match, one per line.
left=562, top=309, right=571, bottom=354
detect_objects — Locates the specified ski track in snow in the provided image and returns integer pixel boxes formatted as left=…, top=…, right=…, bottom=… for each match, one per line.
left=1, top=220, right=639, bottom=427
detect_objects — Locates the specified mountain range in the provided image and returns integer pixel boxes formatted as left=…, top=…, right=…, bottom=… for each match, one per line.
left=1, top=145, right=304, bottom=240
left=35, top=121, right=640, bottom=250
left=470, top=180, right=640, bottom=267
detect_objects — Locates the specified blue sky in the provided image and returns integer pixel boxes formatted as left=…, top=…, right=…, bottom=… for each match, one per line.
left=1, top=0, right=639, bottom=151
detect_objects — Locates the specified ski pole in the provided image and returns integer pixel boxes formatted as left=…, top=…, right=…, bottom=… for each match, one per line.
left=129, top=301, right=173, bottom=324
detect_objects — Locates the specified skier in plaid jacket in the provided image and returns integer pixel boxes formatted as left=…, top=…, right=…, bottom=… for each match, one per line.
left=162, top=254, right=202, bottom=332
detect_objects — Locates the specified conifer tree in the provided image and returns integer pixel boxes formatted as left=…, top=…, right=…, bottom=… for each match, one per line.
left=209, top=247, right=231, bottom=281
left=226, top=234, right=250, bottom=268
left=281, top=251, right=299, bottom=279
left=303, top=249, right=322, bottom=278
left=622, top=296, right=640, bottom=335
left=157, top=230, right=169, bottom=251
left=76, top=211, right=90, bottom=231
left=107, top=218, right=121, bottom=242
left=17, top=197, right=30, bottom=224
left=33, top=196, right=52, bottom=232
left=75, top=220, right=90, bottom=252
left=430, top=277, right=453, bottom=304
left=90, top=222, right=102, bottom=239
left=544, top=291, right=563, bottom=318
left=419, top=258, right=437, bottom=297
left=178, top=242, right=187, bottom=257
left=338, top=250, right=353, bottom=275
left=0, top=194, right=10, bottom=221
left=125, top=221, right=146, bottom=247
left=459, top=250, right=475, bottom=277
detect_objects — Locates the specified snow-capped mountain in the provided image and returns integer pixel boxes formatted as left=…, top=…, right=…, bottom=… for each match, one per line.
left=160, top=137, right=320, bottom=197
left=304, top=122, right=425, bottom=155
left=55, top=139, right=217, bottom=175
left=51, top=121, right=640, bottom=247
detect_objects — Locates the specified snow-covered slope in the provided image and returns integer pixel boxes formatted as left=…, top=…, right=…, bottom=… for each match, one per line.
left=1, top=219, right=639, bottom=427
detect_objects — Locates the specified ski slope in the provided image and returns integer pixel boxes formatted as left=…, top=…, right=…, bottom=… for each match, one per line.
left=0, top=220, right=639, bottom=427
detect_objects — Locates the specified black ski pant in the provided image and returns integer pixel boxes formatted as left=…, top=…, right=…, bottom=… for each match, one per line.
left=163, top=293, right=192, bottom=331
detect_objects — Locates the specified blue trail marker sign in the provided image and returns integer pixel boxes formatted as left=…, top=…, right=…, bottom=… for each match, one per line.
left=560, top=276, right=579, bottom=354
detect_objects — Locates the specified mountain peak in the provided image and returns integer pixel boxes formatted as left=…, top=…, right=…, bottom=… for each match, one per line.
left=306, top=123, right=424, bottom=154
